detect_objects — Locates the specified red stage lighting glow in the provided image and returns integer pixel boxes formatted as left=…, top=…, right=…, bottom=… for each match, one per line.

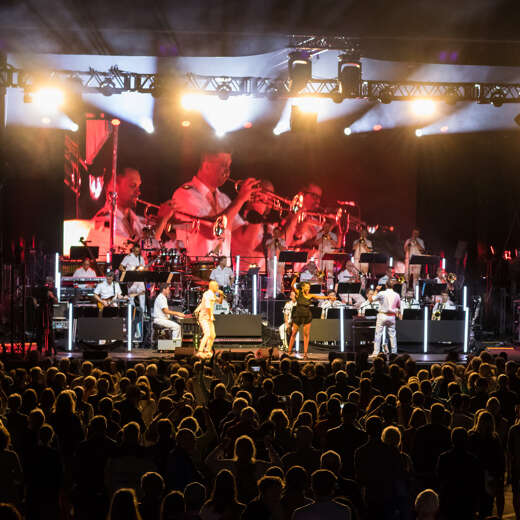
left=111, top=119, right=121, bottom=126
left=373, top=124, right=382, bottom=131
left=244, top=121, right=253, bottom=129
left=181, top=120, right=191, bottom=128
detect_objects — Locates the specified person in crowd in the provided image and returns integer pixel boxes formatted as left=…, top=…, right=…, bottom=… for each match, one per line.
left=107, top=487, right=143, bottom=520
left=200, top=468, right=245, bottom=520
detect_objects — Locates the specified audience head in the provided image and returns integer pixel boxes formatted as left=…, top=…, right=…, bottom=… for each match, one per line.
left=183, top=482, right=206, bottom=512
left=311, top=469, right=337, bottom=500
left=414, top=489, right=440, bottom=520
left=160, top=491, right=185, bottom=520
left=108, top=488, right=142, bottom=520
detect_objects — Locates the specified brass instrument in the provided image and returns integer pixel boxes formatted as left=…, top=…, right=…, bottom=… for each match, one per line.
left=136, top=199, right=161, bottom=220
left=446, top=272, right=457, bottom=284
left=394, top=274, right=406, bottom=284
left=432, top=303, right=444, bottom=321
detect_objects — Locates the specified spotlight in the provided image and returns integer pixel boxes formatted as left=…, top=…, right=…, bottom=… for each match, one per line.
left=111, top=119, right=120, bottom=127
left=338, top=53, right=361, bottom=99
left=290, top=105, right=318, bottom=133
left=490, top=88, right=505, bottom=107
left=41, top=117, right=51, bottom=125
left=273, top=128, right=282, bottom=136
left=415, top=129, right=423, bottom=137
left=181, top=120, right=191, bottom=128
left=373, top=124, right=382, bottom=131
left=181, top=93, right=206, bottom=111
left=440, top=125, right=449, bottom=133
left=288, top=51, right=312, bottom=94
left=32, top=87, right=65, bottom=113
left=70, top=123, right=79, bottom=132
left=141, top=118, right=154, bottom=134
left=378, top=87, right=393, bottom=104
left=99, top=79, right=115, bottom=96
left=411, top=98, right=436, bottom=117
left=217, top=84, right=232, bottom=101
left=215, top=129, right=226, bottom=138
left=344, top=127, right=352, bottom=136
left=243, top=121, right=252, bottom=129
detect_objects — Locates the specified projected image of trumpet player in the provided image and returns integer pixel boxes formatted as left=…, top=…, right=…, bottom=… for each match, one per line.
left=287, top=275, right=334, bottom=360
left=88, top=167, right=176, bottom=257
left=195, top=280, right=224, bottom=358
left=171, top=146, right=259, bottom=258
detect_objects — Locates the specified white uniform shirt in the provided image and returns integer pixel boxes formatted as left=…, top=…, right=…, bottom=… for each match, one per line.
left=378, top=274, right=391, bottom=286
left=374, top=289, right=401, bottom=315
left=352, top=238, right=373, bottom=263
left=316, top=230, right=338, bottom=255
left=337, top=268, right=358, bottom=282
left=121, top=252, right=145, bottom=270
left=359, top=299, right=380, bottom=315
left=87, top=206, right=146, bottom=257
left=73, top=267, right=97, bottom=278
left=197, top=289, right=217, bottom=321
left=401, top=298, right=421, bottom=310
left=94, top=280, right=122, bottom=300
left=300, top=269, right=319, bottom=282
left=171, top=176, right=244, bottom=258
left=153, top=293, right=169, bottom=320
left=404, top=237, right=425, bottom=258
left=433, top=300, right=456, bottom=313
left=210, top=265, right=234, bottom=287
left=283, top=300, right=296, bottom=322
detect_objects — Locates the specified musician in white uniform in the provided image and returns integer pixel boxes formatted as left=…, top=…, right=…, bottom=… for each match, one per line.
left=401, top=290, right=421, bottom=311
left=378, top=267, right=394, bottom=287
left=358, top=290, right=380, bottom=315
left=73, top=258, right=97, bottom=289
left=279, top=290, right=296, bottom=350
left=153, top=283, right=186, bottom=338
left=432, top=291, right=456, bottom=317
left=369, top=279, right=401, bottom=355
left=319, top=291, right=345, bottom=318
left=404, top=228, right=426, bottom=288
left=171, top=148, right=257, bottom=258
left=120, top=243, right=147, bottom=311
left=73, top=258, right=97, bottom=279
left=210, top=256, right=234, bottom=289
left=93, top=272, right=123, bottom=307
left=299, top=261, right=320, bottom=283
left=336, top=262, right=365, bottom=306
left=352, top=228, right=372, bottom=275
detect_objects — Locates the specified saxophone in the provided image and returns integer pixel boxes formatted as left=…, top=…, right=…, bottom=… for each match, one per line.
left=432, top=303, right=444, bottom=321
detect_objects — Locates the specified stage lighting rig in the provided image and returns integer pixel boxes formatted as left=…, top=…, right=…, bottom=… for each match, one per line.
left=338, top=50, right=361, bottom=99
left=217, top=83, right=232, bottom=100
left=290, top=104, right=318, bottom=133
left=378, top=87, right=394, bottom=104
left=288, top=51, right=312, bottom=94
left=490, top=87, right=505, bottom=107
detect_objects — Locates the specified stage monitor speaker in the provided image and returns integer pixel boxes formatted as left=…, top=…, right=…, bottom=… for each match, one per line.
left=214, top=315, right=262, bottom=338
left=76, top=317, right=126, bottom=341
left=82, top=350, right=108, bottom=360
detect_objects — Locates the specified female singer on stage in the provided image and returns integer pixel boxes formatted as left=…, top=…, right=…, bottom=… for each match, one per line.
left=287, top=275, right=333, bottom=359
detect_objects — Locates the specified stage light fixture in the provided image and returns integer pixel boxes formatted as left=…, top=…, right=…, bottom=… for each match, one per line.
left=377, top=87, right=393, bottom=104
left=490, top=88, right=505, bottom=107
left=273, top=128, right=282, bottom=135
left=411, top=98, right=436, bottom=117
left=373, top=124, right=382, bottom=131
left=415, top=129, right=423, bottom=137
left=344, top=127, right=352, bottom=136
left=32, top=86, right=65, bottom=113
left=217, top=84, right=232, bottom=101
left=70, top=123, right=79, bottom=132
left=243, top=121, right=252, bottom=129
left=181, top=120, right=191, bottom=128
left=41, top=116, right=51, bottom=124
left=290, top=105, right=318, bottom=133
left=215, top=129, right=226, bottom=138
left=99, top=79, right=115, bottom=96
left=181, top=93, right=206, bottom=111
left=440, top=125, right=449, bottom=133
left=111, top=118, right=120, bottom=126
left=292, top=97, right=321, bottom=114
left=288, top=51, right=312, bottom=94
left=338, top=53, right=361, bottom=99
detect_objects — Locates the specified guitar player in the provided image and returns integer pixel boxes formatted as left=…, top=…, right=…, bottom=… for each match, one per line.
left=93, top=272, right=126, bottom=315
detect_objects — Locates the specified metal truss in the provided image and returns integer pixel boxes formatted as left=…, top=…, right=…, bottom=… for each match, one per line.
left=3, top=62, right=520, bottom=103
left=288, top=35, right=360, bottom=53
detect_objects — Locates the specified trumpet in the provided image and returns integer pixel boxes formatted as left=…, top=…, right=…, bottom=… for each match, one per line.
left=136, top=199, right=161, bottom=220
left=446, top=272, right=457, bottom=284
left=394, top=274, right=406, bottom=284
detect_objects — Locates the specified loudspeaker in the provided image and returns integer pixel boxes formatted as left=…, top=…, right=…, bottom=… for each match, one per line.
left=214, top=315, right=262, bottom=338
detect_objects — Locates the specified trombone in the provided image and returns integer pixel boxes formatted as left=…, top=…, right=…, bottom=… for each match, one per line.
left=136, top=199, right=228, bottom=238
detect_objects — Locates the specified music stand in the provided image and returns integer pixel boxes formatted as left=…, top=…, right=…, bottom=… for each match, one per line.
left=410, top=254, right=441, bottom=265
left=402, top=309, right=422, bottom=320
left=279, top=251, right=308, bottom=264
left=422, top=282, right=447, bottom=298
left=310, top=306, right=322, bottom=319
left=310, top=284, right=322, bottom=294
left=360, top=253, right=388, bottom=264
left=322, top=253, right=351, bottom=262
left=440, top=309, right=459, bottom=321
left=337, top=282, right=361, bottom=306
left=70, top=246, right=99, bottom=259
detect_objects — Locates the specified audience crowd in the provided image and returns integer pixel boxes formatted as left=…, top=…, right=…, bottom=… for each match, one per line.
left=0, top=348, right=519, bottom=519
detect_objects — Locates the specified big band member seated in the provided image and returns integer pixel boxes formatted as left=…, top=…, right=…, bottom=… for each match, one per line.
left=401, top=290, right=421, bottom=311
left=120, top=243, right=147, bottom=310
left=287, top=275, right=334, bottom=360
left=378, top=267, right=394, bottom=288
left=432, top=291, right=456, bottom=319
left=358, top=290, right=380, bottom=315
left=336, top=261, right=365, bottom=307
left=73, top=258, right=96, bottom=279
left=153, top=283, right=186, bottom=339
left=368, top=279, right=401, bottom=356
left=299, top=261, right=321, bottom=283
left=93, top=272, right=125, bottom=314
left=210, top=256, right=234, bottom=290
left=319, top=291, right=345, bottom=318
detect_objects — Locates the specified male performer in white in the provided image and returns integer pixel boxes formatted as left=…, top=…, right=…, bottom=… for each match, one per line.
left=73, top=258, right=97, bottom=278
left=432, top=291, right=456, bottom=315
left=153, top=283, right=186, bottom=339
left=93, top=272, right=123, bottom=308
left=336, top=261, right=365, bottom=307
left=209, top=256, right=234, bottom=289
left=195, top=280, right=224, bottom=358
left=404, top=228, right=426, bottom=288
left=120, top=243, right=146, bottom=311
left=368, top=278, right=401, bottom=355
